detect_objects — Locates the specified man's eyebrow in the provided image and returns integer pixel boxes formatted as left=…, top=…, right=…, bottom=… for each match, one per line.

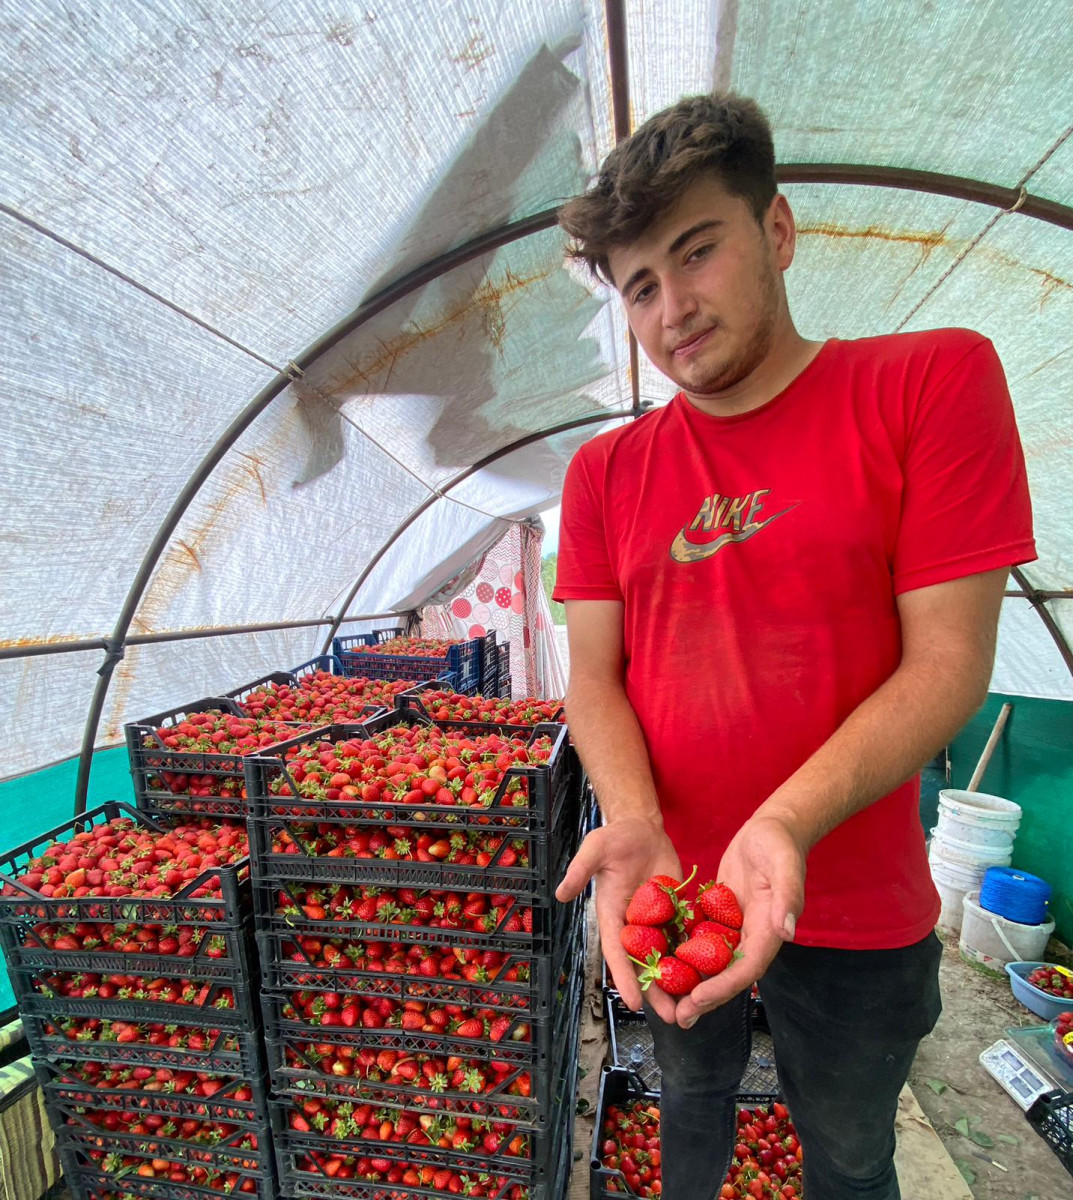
left=618, top=219, right=725, bottom=297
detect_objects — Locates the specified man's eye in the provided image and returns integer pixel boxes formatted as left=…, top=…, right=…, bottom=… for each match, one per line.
left=688, top=243, right=713, bottom=262
left=632, top=284, right=655, bottom=305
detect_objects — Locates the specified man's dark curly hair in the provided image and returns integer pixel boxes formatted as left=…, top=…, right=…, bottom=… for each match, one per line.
left=559, top=93, right=777, bottom=285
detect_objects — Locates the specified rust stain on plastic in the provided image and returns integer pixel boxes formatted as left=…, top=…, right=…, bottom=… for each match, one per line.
left=132, top=431, right=282, bottom=636
left=1028, top=266, right=1073, bottom=308
left=337, top=265, right=550, bottom=393
left=450, top=22, right=494, bottom=72
left=797, top=222, right=950, bottom=251
left=175, top=540, right=203, bottom=573
left=239, top=452, right=268, bottom=505
left=0, top=633, right=96, bottom=651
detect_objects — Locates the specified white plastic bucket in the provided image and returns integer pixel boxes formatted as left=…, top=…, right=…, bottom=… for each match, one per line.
left=937, top=789, right=1021, bottom=850
left=931, top=857, right=986, bottom=934
left=929, top=829, right=1013, bottom=869
left=959, top=891, right=1054, bottom=974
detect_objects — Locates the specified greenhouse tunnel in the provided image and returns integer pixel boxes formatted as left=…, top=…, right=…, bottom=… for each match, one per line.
left=1, top=0, right=1072, bottom=1011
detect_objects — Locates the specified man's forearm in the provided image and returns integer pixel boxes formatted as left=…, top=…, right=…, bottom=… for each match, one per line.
left=760, top=656, right=988, bottom=850
left=566, top=675, right=664, bottom=827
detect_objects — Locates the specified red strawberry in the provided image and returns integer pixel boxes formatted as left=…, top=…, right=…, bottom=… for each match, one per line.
left=676, top=934, right=734, bottom=978
left=697, top=882, right=743, bottom=929
left=629, top=951, right=701, bottom=996
left=624, top=881, right=676, bottom=927
left=691, top=919, right=741, bottom=949
left=619, top=924, right=669, bottom=959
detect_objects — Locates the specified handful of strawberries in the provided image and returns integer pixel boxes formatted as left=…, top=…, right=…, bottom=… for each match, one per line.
left=619, top=867, right=744, bottom=996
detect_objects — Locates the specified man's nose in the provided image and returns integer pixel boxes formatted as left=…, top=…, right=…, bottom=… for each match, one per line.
left=661, top=276, right=698, bottom=329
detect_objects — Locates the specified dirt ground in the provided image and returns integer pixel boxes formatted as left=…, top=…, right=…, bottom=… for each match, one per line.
left=569, top=906, right=1073, bottom=1199
left=908, top=930, right=1072, bottom=1200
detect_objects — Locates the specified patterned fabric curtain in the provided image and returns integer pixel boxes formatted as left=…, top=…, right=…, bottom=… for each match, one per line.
left=421, top=521, right=566, bottom=699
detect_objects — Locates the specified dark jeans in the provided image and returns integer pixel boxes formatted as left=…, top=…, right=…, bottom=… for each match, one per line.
left=644, top=932, right=943, bottom=1200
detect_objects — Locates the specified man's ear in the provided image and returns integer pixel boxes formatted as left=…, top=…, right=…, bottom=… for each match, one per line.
left=768, top=194, right=797, bottom=271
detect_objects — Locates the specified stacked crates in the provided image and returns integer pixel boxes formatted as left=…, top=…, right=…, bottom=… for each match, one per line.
left=125, top=697, right=315, bottom=820
left=332, top=632, right=481, bottom=695
left=124, top=655, right=412, bottom=820
left=496, top=643, right=512, bottom=700
left=480, top=629, right=498, bottom=697
left=0, top=802, right=275, bottom=1200
left=245, top=707, right=586, bottom=1199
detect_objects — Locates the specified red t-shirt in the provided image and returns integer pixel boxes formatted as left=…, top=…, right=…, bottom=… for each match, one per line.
left=554, top=329, right=1036, bottom=949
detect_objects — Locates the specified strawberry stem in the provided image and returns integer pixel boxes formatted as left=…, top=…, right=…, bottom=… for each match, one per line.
left=673, top=864, right=698, bottom=893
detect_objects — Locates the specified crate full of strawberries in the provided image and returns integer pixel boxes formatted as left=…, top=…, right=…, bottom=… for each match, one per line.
left=226, top=655, right=409, bottom=726
left=268, top=978, right=581, bottom=1198
left=0, top=804, right=262, bottom=1036
left=0, top=805, right=253, bottom=969
left=242, top=715, right=581, bottom=899
left=591, top=1067, right=802, bottom=1200
left=125, top=699, right=315, bottom=818
left=254, top=883, right=585, bottom=1024
left=56, top=1139, right=275, bottom=1200
left=397, top=685, right=565, bottom=730
left=334, top=633, right=481, bottom=693
left=263, top=943, right=583, bottom=1127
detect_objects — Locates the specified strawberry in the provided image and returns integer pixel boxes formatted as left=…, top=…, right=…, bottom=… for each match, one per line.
left=697, top=882, right=743, bottom=929
left=629, top=951, right=701, bottom=996
left=676, top=934, right=734, bottom=977
left=619, top=924, right=669, bottom=959
left=691, top=919, right=741, bottom=949
left=624, top=882, right=677, bottom=928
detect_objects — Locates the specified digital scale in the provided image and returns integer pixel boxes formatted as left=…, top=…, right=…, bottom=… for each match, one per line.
left=980, top=1039, right=1060, bottom=1110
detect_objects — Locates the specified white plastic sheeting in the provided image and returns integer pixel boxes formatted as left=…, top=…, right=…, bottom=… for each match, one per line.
left=1, top=0, right=1072, bottom=783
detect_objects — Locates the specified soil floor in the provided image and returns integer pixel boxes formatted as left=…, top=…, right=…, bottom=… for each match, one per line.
left=569, top=906, right=1073, bottom=1199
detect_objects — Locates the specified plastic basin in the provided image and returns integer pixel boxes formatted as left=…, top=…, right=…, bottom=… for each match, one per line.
left=1005, top=961, right=1073, bottom=1020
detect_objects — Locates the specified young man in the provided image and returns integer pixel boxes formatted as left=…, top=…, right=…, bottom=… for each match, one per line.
left=552, top=94, right=1035, bottom=1200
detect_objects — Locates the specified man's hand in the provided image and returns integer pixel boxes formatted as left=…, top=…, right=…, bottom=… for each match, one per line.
left=673, top=814, right=806, bottom=1028
left=556, top=816, right=684, bottom=1023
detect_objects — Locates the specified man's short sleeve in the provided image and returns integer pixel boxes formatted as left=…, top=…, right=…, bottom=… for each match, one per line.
left=552, top=444, right=623, bottom=602
left=893, top=335, right=1036, bottom=594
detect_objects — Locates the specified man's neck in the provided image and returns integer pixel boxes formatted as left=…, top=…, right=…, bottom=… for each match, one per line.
left=681, top=327, right=826, bottom=419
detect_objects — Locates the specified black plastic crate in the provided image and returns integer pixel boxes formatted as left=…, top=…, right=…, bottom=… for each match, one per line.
left=51, top=1110, right=274, bottom=1173
left=126, top=701, right=315, bottom=818
left=255, top=890, right=585, bottom=1021
left=246, top=787, right=582, bottom=903
left=1027, top=1089, right=1073, bottom=1177
left=228, top=655, right=398, bottom=727
left=57, top=1140, right=277, bottom=1200
left=606, top=993, right=777, bottom=1097
left=264, top=969, right=583, bottom=1134
left=480, top=629, right=498, bottom=696
left=333, top=634, right=480, bottom=693
left=589, top=1066, right=782, bottom=1200
left=10, top=962, right=262, bottom=1031
left=25, top=1020, right=265, bottom=1076
left=246, top=709, right=577, bottom=832
left=34, top=1056, right=270, bottom=1126
left=268, top=1056, right=574, bottom=1199
left=254, top=876, right=574, bottom=960
left=395, top=686, right=566, bottom=730
left=0, top=803, right=256, bottom=979
left=258, top=921, right=584, bottom=1062
left=496, top=643, right=511, bottom=699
